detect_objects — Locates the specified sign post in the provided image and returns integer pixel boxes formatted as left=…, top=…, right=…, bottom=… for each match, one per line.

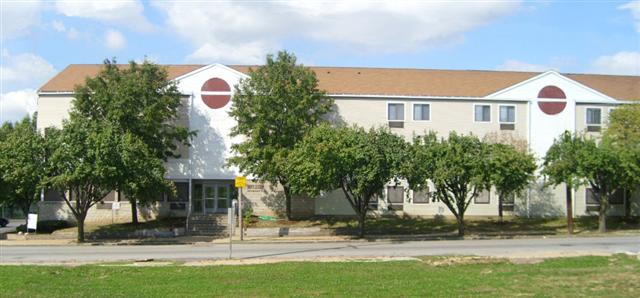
left=228, top=199, right=237, bottom=259
left=235, top=176, right=246, bottom=241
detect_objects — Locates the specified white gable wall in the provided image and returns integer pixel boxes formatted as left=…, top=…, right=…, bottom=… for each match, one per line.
left=166, top=64, right=248, bottom=180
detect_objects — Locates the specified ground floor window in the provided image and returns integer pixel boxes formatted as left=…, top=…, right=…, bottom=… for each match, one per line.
left=387, top=186, right=405, bottom=211
left=412, top=187, right=430, bottom=204
left=474, top=190, right=491, bottom=204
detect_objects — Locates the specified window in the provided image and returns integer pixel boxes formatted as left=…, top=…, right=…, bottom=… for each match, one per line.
left=586, top=188, right=624, bottom=208
left=501, top=194, right=515, bottom=211
left=413, top=187, right=430, bottom=204
left=610, top=189, right=624, bottom=205
left=388, top=103, right=405, bottom=128
left=586, top=108, right=602, bottom=125
left=413, top=103, right=430, bottom=121
left=388, top=103, right=404, bottom=121
left=387, top=186, right=404, bottom=211
left=499, top=105, right=516, bottom=123
left=474, top=104, right=491, bottom=122
left=474, top=190, right=490, bottom=204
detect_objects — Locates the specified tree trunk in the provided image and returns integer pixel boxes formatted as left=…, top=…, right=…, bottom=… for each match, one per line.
left=130, top=198, right=139, bottom=225
left=77, top=218, right=85, bottom=243
left=624, top=189, right=631, bottom=219
left=566, top=185, right=573, bottom=235
left=357, top=211, right=366, bottom=238
left=498, top=197, right=503, bottom=222
left=456, top=215, right=466, bottom=237
left=599, top=199, right=607, bottom=233
left=282, top=184, right=292, bottom=220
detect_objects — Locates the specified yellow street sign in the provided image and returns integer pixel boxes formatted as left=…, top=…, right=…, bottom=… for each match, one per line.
left=235, top=176, right=247, bottom=188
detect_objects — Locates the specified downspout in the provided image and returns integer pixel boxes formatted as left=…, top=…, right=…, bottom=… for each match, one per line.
left=186, top=94, right=194, bottom=234
left=527, top=98, right=532, bottom=218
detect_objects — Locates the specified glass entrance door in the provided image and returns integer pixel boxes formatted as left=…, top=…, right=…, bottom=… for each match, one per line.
left=204, top=185, right=216, bottom=213
left=216, top=185, right=229, bottom=213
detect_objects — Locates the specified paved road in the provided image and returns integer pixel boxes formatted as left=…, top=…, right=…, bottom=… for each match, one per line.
left=1, top=236, right=639, bottom=263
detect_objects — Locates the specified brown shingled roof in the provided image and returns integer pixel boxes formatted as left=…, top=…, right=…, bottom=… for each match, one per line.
left=40, top=64, right=640, bottom=101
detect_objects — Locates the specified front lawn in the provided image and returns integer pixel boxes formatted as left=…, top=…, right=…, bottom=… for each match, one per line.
left=248, top=215, right=640, bottom=236
left=1, top=255, right=638, bottom=297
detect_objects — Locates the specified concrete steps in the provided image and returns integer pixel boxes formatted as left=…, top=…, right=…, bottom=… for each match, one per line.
left=187, top=214, right=230, bottom=237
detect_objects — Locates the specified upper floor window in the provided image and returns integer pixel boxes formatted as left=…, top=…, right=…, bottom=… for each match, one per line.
left=499, top=105, right=516, bottom=123
left=413, top=103, right=430, bottom=121
left=474, top=104, right=491, bottom=122
left=586, top=108, right=602, bottom=126
left=388, top=103, right=405, bottom=121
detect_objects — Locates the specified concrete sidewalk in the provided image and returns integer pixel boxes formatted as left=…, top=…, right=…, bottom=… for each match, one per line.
left=2, top=229, right=639, bottom=246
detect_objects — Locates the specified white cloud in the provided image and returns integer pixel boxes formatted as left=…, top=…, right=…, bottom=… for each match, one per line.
left=591, top=51, right=640, bottom=75
left=152, top=1, right=521, bottom=64
left=0, top=89, right=38, bottom=124
left=52, top=20, right=66, bottom=32
left=496, top=59, right=557, bottom=72
left=104, top=29, right=126, bottom=50
left=1, top=50, right=56, bottom=90
left=0, top=1, right=42, bottom=39
left=620, top=1, right=640, bottom=32
left=50, top=20, right=79, bottom=39
left=55, top=0, right=154, bottom=32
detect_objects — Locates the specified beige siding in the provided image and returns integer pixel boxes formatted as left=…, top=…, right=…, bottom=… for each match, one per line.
left=36, top=95, right=73, bottom=130
left=334, top=98, right=528, bottom=141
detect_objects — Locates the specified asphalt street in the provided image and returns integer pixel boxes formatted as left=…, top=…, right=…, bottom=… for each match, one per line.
left=1, top=236, right=638, bottom=263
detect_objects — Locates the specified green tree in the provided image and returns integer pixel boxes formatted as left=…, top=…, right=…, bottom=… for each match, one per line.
left=488, top=143, right=537, bottom=221
left=229, top=51, right=333, bottom=219
left=405, top=132, right=490, bottom=236
left=72, top=59, right=191, bottom=224
left=287, top=124, right=407, bottom=237
left=46, top=118, right=123, bottom=242
left=605, top=104, right=640, bottom=217
left=577, top=137, right=639, bottom=233
left=0, top=116, right=48, bottom=224
left=542, top=131, right=584, bottom=234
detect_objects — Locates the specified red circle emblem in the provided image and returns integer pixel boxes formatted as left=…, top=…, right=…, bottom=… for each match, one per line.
left=201, top=78, right=231, bottom=109
left=537, top=85, right=566, bottom=115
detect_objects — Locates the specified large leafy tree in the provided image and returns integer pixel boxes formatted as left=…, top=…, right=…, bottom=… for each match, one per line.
left=46, top=119, right=121, bottom=242
left=488, top=143, right=537, bottom=221
left=72, top=59, right=191, bottom=224
left=287, top=124, right=407, bottom=237
left=605, top=104, right=640, bottom=217
left=229, top=51, right=333, bottom=219
left=542, top=131, right=584, bottom=234
left=46, top=117, right=167, bottom=242
left=577, top=137, right=639, bottom=233
left=405, top=132, right=491, bottom=236
left=0, top=116, right=48, bottom=224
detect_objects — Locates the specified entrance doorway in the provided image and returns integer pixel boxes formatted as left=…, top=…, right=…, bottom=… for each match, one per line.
left=193, top=183, right=231, bottom=214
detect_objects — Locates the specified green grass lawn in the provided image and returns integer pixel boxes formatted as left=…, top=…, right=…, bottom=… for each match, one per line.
left=249, top=215, right=640, bottom=236
left=1, top=255, right=638, bottom=297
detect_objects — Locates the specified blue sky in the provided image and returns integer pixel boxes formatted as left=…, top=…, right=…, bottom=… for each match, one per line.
left=1, top=0, right=639, bottom=123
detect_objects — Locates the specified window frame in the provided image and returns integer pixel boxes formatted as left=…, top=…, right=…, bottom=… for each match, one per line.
left=498, top=104, right=517, bottom=124
left=411, top=102, right=431, bottom=122
left=585, top=107, right=603, bottom=126
left=474, top=189, right=491, bottom=204
left=387, top=102, right=405, bottom=122
left=473, top=103, right=492, bottom=123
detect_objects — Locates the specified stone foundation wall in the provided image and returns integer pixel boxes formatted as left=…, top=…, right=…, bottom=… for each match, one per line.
left=36, top=201, right=180, bottom=224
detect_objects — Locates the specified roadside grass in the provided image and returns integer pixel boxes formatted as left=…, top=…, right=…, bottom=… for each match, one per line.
left=248, top=215, right=640, bottom=235
left=1, top=255, right=638, bottom=297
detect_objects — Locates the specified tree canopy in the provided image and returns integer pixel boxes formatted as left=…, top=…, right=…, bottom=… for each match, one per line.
left=228, top=51, right=333, bottom=219
left=287, top=124, right=407, bottom=237
left=0, top=115, right=48, bottom=223
left=71, top=59, right=191, bottom=223
left=488, top=143, right=537, bottom=220
left=405, top=132, right=491, bottom=236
